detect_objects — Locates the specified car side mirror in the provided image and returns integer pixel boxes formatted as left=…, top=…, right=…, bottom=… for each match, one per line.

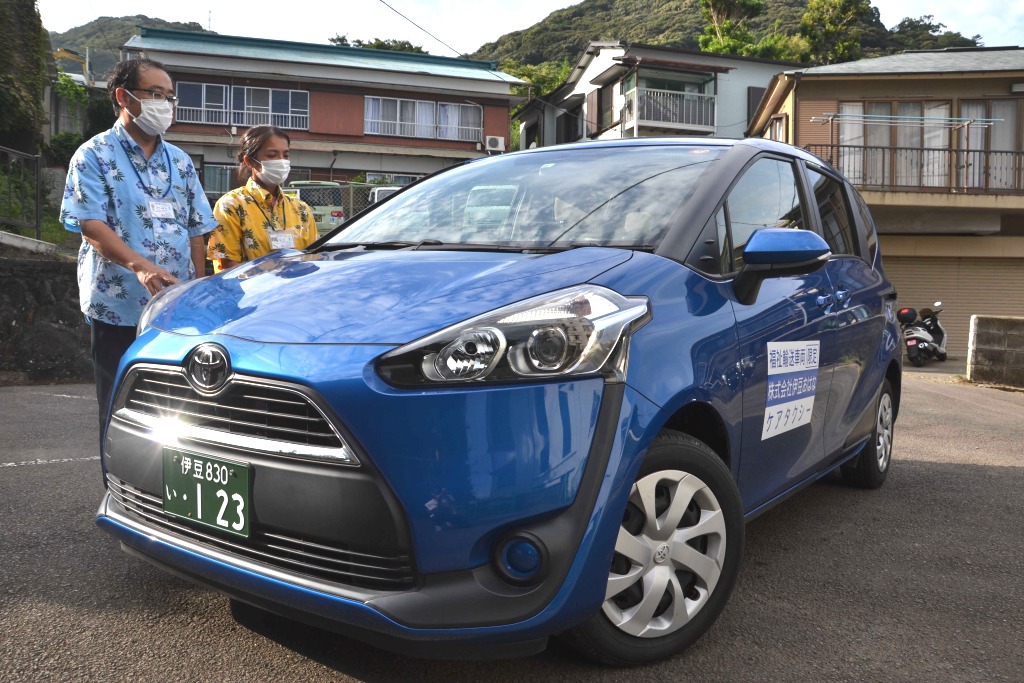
left=733, top=229, right=831, bottom=305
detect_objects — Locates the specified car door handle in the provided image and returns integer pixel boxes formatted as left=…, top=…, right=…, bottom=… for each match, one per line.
left=816, top=294, right=834, bottom=307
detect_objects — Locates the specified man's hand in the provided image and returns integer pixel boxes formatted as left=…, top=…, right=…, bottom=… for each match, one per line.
left=131, top=261, right=180, bottom=295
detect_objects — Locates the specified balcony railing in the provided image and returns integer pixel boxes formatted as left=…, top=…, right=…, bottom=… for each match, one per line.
left=623, top=88, right=716, bottom=132
left=807, top=144, right=1024, bottom=194
left=364, top=118, right=482, bottom=143
left=176, top=107, right=309, bottom=131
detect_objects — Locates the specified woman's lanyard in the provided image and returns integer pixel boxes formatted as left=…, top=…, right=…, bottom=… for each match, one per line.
left=120, top=136, right=173, bottom=199
left=252, top=192, right=285, bottom=231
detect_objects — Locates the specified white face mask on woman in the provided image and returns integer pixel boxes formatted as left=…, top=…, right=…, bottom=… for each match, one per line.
left=125, top=91, right=174, bottom=137
left=256, top=159, right=291, bottom=187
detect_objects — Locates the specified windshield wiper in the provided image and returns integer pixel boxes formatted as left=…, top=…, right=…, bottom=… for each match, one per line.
left=317, top=239, right=444, bottom=252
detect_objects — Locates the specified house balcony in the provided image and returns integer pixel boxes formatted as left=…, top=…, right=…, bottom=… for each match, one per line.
left=807, top=144, right=1024, bottom=201
left=176, top=107, right=310, bottom=131
left=622, top=88, right=716, bottom=135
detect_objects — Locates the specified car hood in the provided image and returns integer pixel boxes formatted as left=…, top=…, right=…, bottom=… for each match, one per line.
left=151, top=248, right=633, bottom=344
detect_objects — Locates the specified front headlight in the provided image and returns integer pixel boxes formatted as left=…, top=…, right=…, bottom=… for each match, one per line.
left=377, top=285, right=649, bottom=386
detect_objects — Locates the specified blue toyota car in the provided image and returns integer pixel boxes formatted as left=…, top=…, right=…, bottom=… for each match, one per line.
left=97, top=138, right=902, bottom=665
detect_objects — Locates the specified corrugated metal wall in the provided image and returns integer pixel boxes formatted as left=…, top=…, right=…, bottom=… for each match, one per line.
left=795, top=99, right=838, bottom=148
left=883, top=257, right=1024, bottom=358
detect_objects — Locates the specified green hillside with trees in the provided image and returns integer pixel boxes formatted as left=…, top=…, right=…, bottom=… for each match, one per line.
left=49, top=15, right=210, bottom=81
left=471, top=0, right=981, bottom=66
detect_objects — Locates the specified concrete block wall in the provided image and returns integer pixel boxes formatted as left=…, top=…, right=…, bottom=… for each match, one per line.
left=967, top=316, right=1024, bottom=388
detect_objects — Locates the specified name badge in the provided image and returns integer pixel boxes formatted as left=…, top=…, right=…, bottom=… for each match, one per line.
left=149, top=200, right=176, bottom=219
left=270, top=232, right=296, bottom=250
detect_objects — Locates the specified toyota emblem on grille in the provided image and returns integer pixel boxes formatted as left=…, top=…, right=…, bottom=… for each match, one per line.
left=186, top=344, right=230, bottom=393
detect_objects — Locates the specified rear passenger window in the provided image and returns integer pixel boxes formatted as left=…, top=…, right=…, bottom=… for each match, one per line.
left=721, top=158, right=807, bottom=273
left=806, top=166, right=857, bottom=257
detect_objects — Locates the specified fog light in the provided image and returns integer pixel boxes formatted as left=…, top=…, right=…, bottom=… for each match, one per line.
left=495, top=533, right=546, bottom=585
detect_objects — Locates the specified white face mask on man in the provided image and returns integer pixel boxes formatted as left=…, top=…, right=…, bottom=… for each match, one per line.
left=255, top=159, right=291, bottom=187
left=125, top=90, right=174, bottom=137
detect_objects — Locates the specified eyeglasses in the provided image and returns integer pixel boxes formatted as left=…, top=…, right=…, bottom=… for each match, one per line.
left=132, top=89, right=179, bottom=105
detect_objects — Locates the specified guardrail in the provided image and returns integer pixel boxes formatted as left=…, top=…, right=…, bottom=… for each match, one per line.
left=0, top=144, right=42, bottom=240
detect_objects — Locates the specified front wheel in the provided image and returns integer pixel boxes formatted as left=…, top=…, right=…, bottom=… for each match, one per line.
left=842, top=379, right=894, bottom=489
left=561, top=432, right=744, bottom=666
left=907, top=346, right=926, bottom=367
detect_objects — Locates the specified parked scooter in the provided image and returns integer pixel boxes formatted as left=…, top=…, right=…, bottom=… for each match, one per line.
left=896, top=301, right=948, bottom=367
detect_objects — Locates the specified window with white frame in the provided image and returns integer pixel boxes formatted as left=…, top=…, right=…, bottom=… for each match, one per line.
left=176, top=82, right=309, bottom=130
left=232, top=86, right=309, bottom=130
left=365, top=96, right=483, bottom=142
left=176, top=83, right=229, bottom=125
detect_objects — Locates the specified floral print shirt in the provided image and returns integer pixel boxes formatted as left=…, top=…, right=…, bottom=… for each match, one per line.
left=60, top=122, right=216, bottom=326
left=207, top=178, right=319, bottom=267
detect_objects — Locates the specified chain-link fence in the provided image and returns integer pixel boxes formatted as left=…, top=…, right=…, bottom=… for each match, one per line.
left=0, top=145, right=43, bottom=240
left=289, top=181, right=404, bottom=226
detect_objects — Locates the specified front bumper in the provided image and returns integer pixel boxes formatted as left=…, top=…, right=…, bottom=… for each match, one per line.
left=97, top=337, right=663, bottom=651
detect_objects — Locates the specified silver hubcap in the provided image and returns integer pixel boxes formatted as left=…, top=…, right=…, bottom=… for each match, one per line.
left=876, top=392, right=893, bottom=471
left=602, top=470, right=726, bottom=639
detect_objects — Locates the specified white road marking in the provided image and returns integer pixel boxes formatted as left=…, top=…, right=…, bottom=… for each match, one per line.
left=1, top=456, right=101, bottom=467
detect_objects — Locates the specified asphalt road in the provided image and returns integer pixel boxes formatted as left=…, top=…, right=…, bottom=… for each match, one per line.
left=1, top=371, right=1022, bottom=682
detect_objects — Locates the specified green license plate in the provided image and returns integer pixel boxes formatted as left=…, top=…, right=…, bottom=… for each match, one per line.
left=163, top=449, right=250, bottom=538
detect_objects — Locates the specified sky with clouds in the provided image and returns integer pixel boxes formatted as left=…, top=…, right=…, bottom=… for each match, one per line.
left=38, top=0, right=1022, bottom=58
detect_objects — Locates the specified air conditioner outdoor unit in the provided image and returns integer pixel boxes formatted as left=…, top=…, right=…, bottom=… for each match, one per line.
left=484, top=135, right=506, bottom=152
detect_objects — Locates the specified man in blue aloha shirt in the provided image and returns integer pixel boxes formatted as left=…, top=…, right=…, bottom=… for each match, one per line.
left=61, top=57, right=217, bottom=433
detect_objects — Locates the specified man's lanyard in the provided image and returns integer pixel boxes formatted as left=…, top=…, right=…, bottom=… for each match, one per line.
left=119, top=135, right=173, bottom=199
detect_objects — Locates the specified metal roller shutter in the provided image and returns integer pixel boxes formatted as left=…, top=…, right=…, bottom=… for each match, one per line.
left=882, top=257, right=1024, bottom=358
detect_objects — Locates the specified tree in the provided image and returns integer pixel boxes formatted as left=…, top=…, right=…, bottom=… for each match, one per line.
left=798, top=0, right=872, bottom=65
left=329, top=35, right=428, bottom=53
left=699, top=0, right=766, bottom=46
left=698, top=0, right=805, bottom=61
left=888, top=16, right=981, bottom=52
left=0, top=0, right=49, bottom=151
left=499, top=58, right=573, bottom=99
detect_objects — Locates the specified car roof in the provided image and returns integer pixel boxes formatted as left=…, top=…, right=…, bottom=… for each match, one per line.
left=510, top=137, right=830, bottom=169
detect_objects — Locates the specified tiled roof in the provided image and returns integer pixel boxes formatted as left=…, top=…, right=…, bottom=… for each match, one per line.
left=803, top=47, right=1024, bottom=76
left=124, top=27, right=522, bottom=84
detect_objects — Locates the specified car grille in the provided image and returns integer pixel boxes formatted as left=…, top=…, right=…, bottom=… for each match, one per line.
left=107, top=475, right=417, bottom=591
left=123, top=368, right=341, bottom=449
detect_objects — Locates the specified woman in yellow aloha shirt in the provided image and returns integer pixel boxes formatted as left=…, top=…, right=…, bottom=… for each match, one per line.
left=206, top=125, right=319, bottom=272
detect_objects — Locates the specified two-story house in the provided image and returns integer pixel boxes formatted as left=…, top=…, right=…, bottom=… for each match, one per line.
left=748, top=47, right=1024, bottom=358
left=121, top=27, right=523, bottom=201
left=517, top=41, right=802, bottom=148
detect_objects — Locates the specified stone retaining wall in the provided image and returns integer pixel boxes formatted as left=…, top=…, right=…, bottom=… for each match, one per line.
left=0, top=256, right=92, bottom=384
left=967, top=316, right=1024, bottom=388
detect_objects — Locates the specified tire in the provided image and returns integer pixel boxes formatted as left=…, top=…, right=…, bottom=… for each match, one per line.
left=841, top=379, right=894, bottom=489
left=561, top=431, right=744, bottom=666
left=936, top=351, right=947, bottom=362
left=908, top=349, right=925, bottom=367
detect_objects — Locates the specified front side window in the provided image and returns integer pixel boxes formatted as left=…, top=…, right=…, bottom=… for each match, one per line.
left=720, top=157, right=807, bottom=273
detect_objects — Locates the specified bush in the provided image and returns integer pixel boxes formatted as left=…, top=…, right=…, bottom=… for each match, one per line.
left=48, top=132, right=83, bottom=168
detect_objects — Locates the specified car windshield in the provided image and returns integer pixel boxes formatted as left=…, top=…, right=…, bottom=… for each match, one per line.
left=324, top=144, right=724, bottom=249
